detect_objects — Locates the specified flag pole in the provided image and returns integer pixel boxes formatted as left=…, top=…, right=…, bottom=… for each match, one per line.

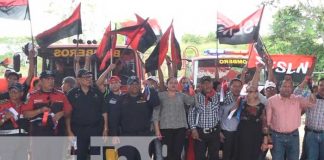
left=253, top=5, right=265, bottom=43
left=248, top=5, right=265, bottom=68
left=110, top=23, right=116, bottom=77
left=26, top=0, right=37, bottom=75
left=215, top=12, right=219, bottom=69
left=259, top=36, right=271, bottom=60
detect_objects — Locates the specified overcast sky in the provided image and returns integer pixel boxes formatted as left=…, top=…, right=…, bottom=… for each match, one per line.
left=0, top=0, right=297, bottom=40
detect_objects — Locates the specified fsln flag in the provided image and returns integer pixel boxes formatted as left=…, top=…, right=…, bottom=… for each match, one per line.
left=247, top=37, right=269, bottom=68
left=96, top=23, right=112, bottom=59
left=0, top=0, right=30, bottom=20
left=217, top=6, right=264, bottom=45
left=216, top=12, right=238, bottom=38
left=36, top=3, right=82, bottom=48
left=170, top=26, right=182, bottom=70
left=145, top=22, right=172, bottom=73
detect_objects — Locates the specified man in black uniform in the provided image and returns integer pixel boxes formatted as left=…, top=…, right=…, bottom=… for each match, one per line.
left=111, top=76, right=159, bottom=136
left=110, top=76, right=160, bottom=160
left=103, top=76, right=123, bottom=136
left=66, top=69, right=108, bottom=160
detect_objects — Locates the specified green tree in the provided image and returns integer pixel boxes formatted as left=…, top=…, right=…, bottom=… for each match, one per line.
left=181, top=33, right=204, bottom=44
left=263, top=5, right=324, bottom=71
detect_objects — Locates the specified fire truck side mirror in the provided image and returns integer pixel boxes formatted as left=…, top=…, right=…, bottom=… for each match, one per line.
left=13, top=54, right=21, bottom=72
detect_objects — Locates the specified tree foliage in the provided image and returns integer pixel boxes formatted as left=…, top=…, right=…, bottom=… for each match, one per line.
left=263, top=4, right=324, bottom=71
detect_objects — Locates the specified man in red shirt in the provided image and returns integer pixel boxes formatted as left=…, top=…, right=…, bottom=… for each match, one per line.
left=22, top=70, right=72, bottom=136
left=0, top=83, right=29, bottom=160
left=0, top=83, right=29, bottom=135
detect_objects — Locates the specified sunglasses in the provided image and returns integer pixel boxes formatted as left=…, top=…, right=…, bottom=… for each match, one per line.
left=247, top=90, right=258, bottom=93
left=266, top=87, right=276, bottom=91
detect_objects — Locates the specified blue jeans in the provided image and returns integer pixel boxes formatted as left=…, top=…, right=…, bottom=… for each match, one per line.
left=270, top=130, right=299, bottom=160
left=305, top=131, right=324, bottom=160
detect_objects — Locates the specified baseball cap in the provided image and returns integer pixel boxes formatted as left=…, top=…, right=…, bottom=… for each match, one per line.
left=77, top=69, right=92, bottom=78
left=5, top=69, right=21, bottom=79
left=200, top=76, right=212, bottom=83
left=8, top=82, right=24, bottom=92
left=127, top=76, right=140, bottom=85
left=265, top=80, right=276, bottom=89
left=147, top=76, right=159, bottom=84
left=108, top=76, right=121, bottom=84
left=39, top=70, right=55, bottom=79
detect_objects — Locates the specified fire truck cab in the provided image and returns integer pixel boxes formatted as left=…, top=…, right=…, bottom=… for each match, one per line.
left=189, top=49, right=251, bottom=87
left=35, top=44, right=145, bottom=91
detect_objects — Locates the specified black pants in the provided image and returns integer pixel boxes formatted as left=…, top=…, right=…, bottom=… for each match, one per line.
left=195, top=128, right=220, bottom=160
left=160, top=128, right=186, bottom=160
left=72, top=124, right=103, bottom=160
left=222, top=130, right=237, bottom=160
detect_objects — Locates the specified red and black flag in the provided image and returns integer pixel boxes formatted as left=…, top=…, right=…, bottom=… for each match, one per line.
left=247, top=37, right=269, bottom=68
left=0, top=0, right=30, bottom=20
left=36, top=3, right=82, bottom=48
left=112, top=18, right=148, bottom=44
left=96, top=23, right=112, bottom=59
left=217, top=6, right=264, bottom=45
left=170, top=26, right=182, bottom=70
left=134, top=14, right=157, bottom=53
left=216, top=12, right=239, bottom=38
left=145, top=22, right=172, bottom=73
left=119, top=14, right=159, bottom=53
left=254, top=37, right=267, bottom=60
left=99, top=32, right=117, bottom=71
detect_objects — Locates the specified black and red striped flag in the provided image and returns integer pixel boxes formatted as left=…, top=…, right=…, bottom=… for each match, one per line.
left=112, top=18, right=148, bottom=41
left=145, top=22, right=172, bottom=73
left=96, top=23, right=112, bottom=59
left=36, top=3, right=82, bottom=48
left=134, top=14, right=157, bottom=53
left=119, top=14, right=158, bottom=53
left=99, top=32, right=117, bottom=71
left=217, top=6, right=264, bottom=45
left=170, top=26, right=182, bottom=70
left=0, top=0, right=30, bottom=20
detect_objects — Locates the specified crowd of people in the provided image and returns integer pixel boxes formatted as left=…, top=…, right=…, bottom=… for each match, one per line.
left=0, top=51, right=323, bottom=160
